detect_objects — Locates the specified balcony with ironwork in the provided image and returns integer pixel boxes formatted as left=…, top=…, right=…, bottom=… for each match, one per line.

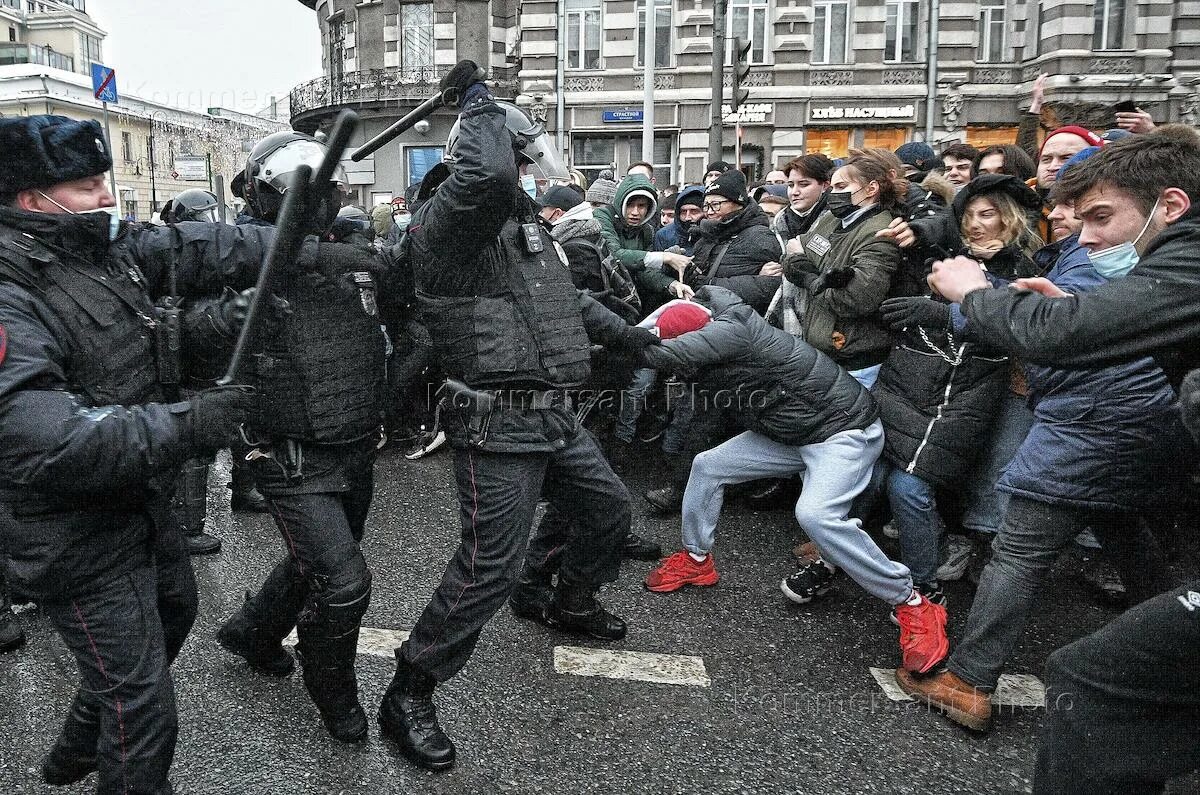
left=289, top=66, right=451, bottom=130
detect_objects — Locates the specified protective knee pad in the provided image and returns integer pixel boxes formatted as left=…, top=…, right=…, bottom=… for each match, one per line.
left=171, top=459, right=210, bottom=533
left=301, top=555, right=372, bottom=640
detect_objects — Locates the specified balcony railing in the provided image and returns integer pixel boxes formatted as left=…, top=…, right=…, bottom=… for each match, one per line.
left=0, top=42, right=74, bottom=71
left=290, top=66, right=451, bottom=118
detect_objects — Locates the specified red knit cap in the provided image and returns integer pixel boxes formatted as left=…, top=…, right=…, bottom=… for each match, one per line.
left=656, top=302, right=712, bottom=340
left=1039, top=125, right=1104, bottom=158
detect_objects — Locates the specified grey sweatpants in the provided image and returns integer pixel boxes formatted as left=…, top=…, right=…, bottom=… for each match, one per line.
left=680, top=421, right=913, bottom=605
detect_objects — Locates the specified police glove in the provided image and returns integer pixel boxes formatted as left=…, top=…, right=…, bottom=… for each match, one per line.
left=439, top=60, right=488, bottom=108
left=189, top=385, right=256, bottom=452
left=1180, top=368, right=1200, bottom=443
left=620, top=325, right=662, bottom=351
left=810, top=267, right=856, bottom=293
left=313, top=242, right=388, bottom=283
left=879, top=296, right=952, bottom=332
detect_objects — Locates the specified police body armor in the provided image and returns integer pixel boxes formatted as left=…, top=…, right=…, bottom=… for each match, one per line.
left=0, top=230, right=162, bottom=408
left=419, top=216, right=592, bottom=390
left=247, top=270, right=386, bottom=444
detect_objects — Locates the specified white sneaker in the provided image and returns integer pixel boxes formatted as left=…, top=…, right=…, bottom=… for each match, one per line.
left=404, top=429, right=447, bottom=460
left=936, top=534, right=974, bottom=582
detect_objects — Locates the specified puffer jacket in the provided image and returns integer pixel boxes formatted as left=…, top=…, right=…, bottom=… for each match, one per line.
left=997, top=236, right=1187, bottom=512
left=642, top=286, right=877, bottom=446
left=685, top=200, right=784, bottom=313
left=594, top=175, right=676, bottom=302
left=873, top=320, right=1008, bottom=489
left=769, top=206, right=902, bottom=370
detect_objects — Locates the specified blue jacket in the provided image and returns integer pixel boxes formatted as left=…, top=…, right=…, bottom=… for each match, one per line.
left=998, top=236, right=1186, bottom=512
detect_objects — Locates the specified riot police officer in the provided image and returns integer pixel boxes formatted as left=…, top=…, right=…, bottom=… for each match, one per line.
left=0, top=114, right=280, bottom=794
left=376, top=62, right=657, bottom=771
left=215, top=130, right=388, bottom=745
left=160, top=188, right=220, bottom=224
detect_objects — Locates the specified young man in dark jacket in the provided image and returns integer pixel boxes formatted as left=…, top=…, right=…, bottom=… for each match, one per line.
left=654, top=185, right=705, bottom=254
left=639, top=287, right=950, bottom=676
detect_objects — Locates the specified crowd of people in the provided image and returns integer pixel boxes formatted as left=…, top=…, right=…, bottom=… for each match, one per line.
left=0, top=57, right=1198, bottom=794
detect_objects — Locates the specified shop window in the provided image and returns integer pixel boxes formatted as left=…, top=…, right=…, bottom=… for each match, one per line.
left=966, top=126, right=1019, bottom=148
left=407, top=146, right=444, bottom=186
left=636, top=0, right=672, bottom=68
left=977, top=0, right=1007, bottom=62
left=884, top=0, right=919, bottom=63
left=812, top=0, right=849, bottom=65
left=1093, top=0, right=1126, bottom=51
left=573, top=136, right=616, bottom=186
left=806, top=129, right=850, bottom=159
left=567, top=0, right=602, bottom=70
left=862, top=128, right=908, bottom=151
left=728, top=0, right=769, bottom=65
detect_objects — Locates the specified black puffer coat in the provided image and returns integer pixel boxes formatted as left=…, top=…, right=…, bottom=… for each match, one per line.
left=642, top=287, right=877, bottom=446
left=686, top=201, right=784, bottom=313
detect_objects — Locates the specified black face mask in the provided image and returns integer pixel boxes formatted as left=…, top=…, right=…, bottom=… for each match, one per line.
left=825, top=188, right=860, bottom=219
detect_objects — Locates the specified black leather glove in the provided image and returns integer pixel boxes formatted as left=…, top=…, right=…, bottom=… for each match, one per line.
left=1180, top=368, right=1200, bottom=443
left=313, top=241, right=387, bottom=283
left=878, top=296, right=952, bottom=332
left=439, top=60, right=488, bottom=107
left=810, top=267, right=856, bottom=293
left=620, top=325, right=662, bottom=351
left=190, top=385, right=256, bottom=451
left=782, top=251, right=818, bottom=285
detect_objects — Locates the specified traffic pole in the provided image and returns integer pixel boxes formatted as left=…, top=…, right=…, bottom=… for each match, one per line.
left=102, top=101, right=117, bottom=201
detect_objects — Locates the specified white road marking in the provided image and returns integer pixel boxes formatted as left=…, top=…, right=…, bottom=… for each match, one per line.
left=283, top=627, right=410, bottom=659
left=553, top=646, right=711, bottom=687
left=870, top=667, right=1046, bottom=708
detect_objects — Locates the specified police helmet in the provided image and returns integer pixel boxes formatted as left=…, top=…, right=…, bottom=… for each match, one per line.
left=162, top=189, right=219, bottom=224
left=242, top=130, right=347, bottom=231
left=444, top=101, right=568, bottom=185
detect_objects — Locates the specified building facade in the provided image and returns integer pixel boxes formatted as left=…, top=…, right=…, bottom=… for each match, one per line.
left=0, top=0, right=103, bottom=78
left=517, top=0, right=1199, bottom=184
left=291, top=0, right=519, bottom=207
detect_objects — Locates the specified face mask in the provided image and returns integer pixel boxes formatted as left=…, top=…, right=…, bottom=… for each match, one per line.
left=520, top=174, right=537, bottom=199
left=394, top=212, right=411, bottom=230
left=825, top=187, right=861, bottom=219
left=1089, top=198, right=1159, bottom=279
left=38, top=191, right=121, bottom=241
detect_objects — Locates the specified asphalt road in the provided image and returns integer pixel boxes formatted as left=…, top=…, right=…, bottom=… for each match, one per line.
left=2, top=443, right=1197, bottom=794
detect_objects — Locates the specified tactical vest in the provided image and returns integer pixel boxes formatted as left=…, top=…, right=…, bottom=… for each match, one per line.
left=419, top=217, right=593, bottom=389
left=0, top=230, right=161, bottom=407
left=246, top=270, right=386, bottom=443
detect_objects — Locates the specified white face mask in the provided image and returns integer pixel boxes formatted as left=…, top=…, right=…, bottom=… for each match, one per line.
left=38, top=191, right=121, bottom=241
left=1088, top=198, right=1159, bottom=280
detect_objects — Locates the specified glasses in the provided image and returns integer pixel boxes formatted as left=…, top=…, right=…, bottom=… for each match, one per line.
left=702, top=200, right=730, bottom=212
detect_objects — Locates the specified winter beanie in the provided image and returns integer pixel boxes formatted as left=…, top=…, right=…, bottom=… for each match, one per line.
left=656, top=302, right=712, bottom=339
left=705, top=170, right=748, bottom=205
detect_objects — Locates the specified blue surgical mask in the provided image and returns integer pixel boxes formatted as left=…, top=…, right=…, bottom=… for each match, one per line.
left=520, top=174, right=537, bottom=199
left=1088, top=198, right=1159, bottom=280
left=38, top=191, right=121, bottom=241
left=393, top=212, right=411, bottom=230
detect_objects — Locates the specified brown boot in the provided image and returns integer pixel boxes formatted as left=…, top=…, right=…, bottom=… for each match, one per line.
left=895, top=668, right=992, bottom=732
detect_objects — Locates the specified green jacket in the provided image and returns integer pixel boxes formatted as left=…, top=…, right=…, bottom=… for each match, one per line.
left=593, top=175, right=676, bottom=304
left=778, top=206, right=901, bottom=370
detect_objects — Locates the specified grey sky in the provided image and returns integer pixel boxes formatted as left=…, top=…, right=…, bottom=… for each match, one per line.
left=88, top=0, right=322, bottom=117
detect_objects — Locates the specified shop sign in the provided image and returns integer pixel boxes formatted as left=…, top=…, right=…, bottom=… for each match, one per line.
left=810, top=104, right=917, bottom=122
left=721, top=103, right=773, bottom=125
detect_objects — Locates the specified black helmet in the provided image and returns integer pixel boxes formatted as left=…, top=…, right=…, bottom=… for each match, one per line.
left=445, top=101, right=568, bottom=185
left=242, top=130, right=347, bottom=231
left=161, top=189, right=219, bottom=224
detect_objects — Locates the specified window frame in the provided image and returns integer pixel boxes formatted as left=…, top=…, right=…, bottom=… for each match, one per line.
left=977, top=0, right=1007, bottom=62
left=635, top=0, right=672, bottom=69
left=883, top=0, right=920, bottom=63
left=727, top=0, right=770, bottom=65
left=811, top=0, right=850, bottom=65
left=399, top=2, right=434, bottom=72
left=1092, top=0, right=1128, bottom=51
left=566, top=0, right=602, bottom=71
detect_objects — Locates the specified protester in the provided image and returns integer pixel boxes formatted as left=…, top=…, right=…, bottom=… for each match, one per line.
left=773, top=154, right=833, bottom=241
left=594, top=173, right=693, bottom=306
left=703, top=161, right=732, bottom=186
left=895, top=141, right=937, bottom=179
left=940, top=143, right=979, bottom=192
left=654, top=185, right=704, bottom=253
left=973, top=144, right=1036, bottom=182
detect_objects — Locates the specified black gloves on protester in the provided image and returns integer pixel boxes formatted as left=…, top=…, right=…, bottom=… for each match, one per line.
left=439, top=60, right=488, bottom=108
left=783, top=251, right=818, bottom=286
left=189, top=385, right=256, bottom=452
left=810, top=267, right=855, bottom=292
left=878, top=296, right=953, bottom=332
left=620, top=325, right=662, bottom=351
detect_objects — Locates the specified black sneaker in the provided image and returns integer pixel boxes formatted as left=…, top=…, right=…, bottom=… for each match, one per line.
left=780, top=558, right=835, bottom=605
left=890, top=582, right=946, bottom=626
left=404, top=429, right=447, bottom=460
left=644, top=486, right=683, bottom=515
left=622, top=532, right=663, bottom=561
left=0, top=607, right=24, bottom=654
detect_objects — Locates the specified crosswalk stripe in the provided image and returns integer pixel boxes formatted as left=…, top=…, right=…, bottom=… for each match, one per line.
left=553, top=646, right=711, bottom=687
left=869, top=667, right=1045, bottom=708
left=283, top=627, right=410, bottom=659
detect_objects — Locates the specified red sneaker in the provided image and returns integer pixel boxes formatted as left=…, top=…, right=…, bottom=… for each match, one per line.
left=894, top=592, right=949, bottom=674
left=644, top=551, right=720, bottom=593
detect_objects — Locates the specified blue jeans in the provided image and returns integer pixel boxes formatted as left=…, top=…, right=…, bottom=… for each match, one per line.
left=614, top=367, right=657, bottom=444
left=962, top=391, right=1034, bottom=535
left=681, top=422, right=912, bottom=605
left=867, top=461, right=941, bottom=586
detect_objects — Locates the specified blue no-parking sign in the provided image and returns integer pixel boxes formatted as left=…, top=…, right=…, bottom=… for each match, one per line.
left=91, top=63, right=118, bottom=104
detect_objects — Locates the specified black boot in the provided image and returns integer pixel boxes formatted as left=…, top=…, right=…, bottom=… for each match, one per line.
left=378, top=647, right=455, bottom=771
left=644, top=485, right=683, bottom=515
left=216, top=591, right=297, bottom=677
left=183, top=527, right=222, bottom=556
left=545, top=579, right=626, bottom=641
left=0, top=589, right=24, bottom=654
left=230, top=458, right=270, bottom=513
left=621, top=531, right=662, bottom=561
left=295, top=638, right=368, bottom=744
left=42, top=697, right=98, bottom=785
left=509, top=568, right=555, bottom=622
left=742, top=478, right=800, bottom=512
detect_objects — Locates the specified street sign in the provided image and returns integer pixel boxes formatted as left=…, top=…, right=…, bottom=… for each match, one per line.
left=91, top=63, right=118, bottom=104
left=173, top=155, right=208, bottom=181
left=603, top=109, right=644, bottom=123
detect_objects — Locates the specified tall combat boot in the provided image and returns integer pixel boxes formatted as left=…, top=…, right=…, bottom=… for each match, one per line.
left=42, top=696, right=99, bottom=785
left=0, top=584, right=24, bottom=654
left=545, top=579, right=627, bottom=641
left=229, top=458, right=270, bottom=513
left=508, top=566, right=555, bottom=622
left=296, top=631, right=368, bottom=744
left=378, top=647, right=455, bottom=771
left=216, top=564, right=306, bottom=677
left=174, top=458, right=221, bottom=555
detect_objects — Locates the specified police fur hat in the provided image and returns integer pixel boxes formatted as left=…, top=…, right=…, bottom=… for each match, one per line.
left=952, top=173, right=1042, bottom=224
left=0, top=115, right=112, bottom=198
left=706, top=169, right=748, bottom=205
